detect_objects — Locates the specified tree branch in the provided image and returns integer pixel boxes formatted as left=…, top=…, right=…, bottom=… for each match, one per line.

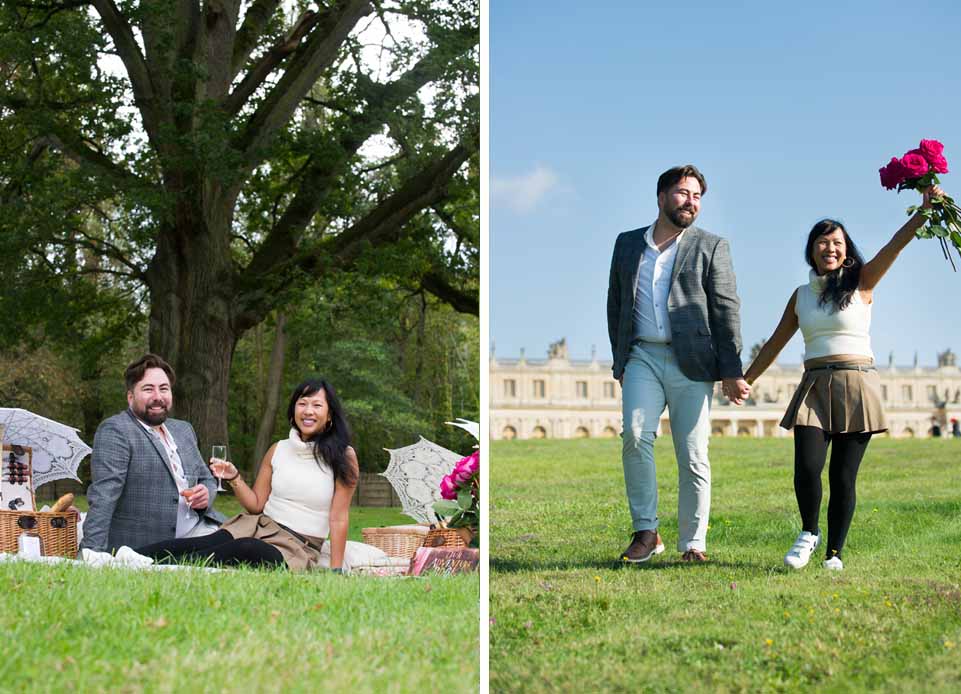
left=90, top=0, right=164, bottom=141
left=234, top=0, right=373, bottom=166
left=230, top=0, right=283, bottom=81
left=320, top=133, right=475, bottom=264
left=420, top=270, right=477, bottom=315
left=243, top=39, right=476, bottom=278
left=233, top=134, right=476, bottom=330
left=223, top=9, right=321, bottom=117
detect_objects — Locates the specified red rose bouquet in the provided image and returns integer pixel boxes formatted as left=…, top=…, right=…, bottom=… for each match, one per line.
left=879, top=139, right=961, bottom=270
left=433, top=450, right=479, bottom=541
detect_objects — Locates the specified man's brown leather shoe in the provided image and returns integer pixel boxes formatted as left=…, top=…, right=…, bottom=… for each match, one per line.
left=681, top=548, right=708, bottom=562
left=620, top=530, right=665, bottom=563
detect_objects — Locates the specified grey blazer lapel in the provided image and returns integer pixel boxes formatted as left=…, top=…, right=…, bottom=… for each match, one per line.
left=624, top=226, right=649, bottom=295
left=670, top=227, right=701, bottom=285
left=124, top=409, right=179, bottom=487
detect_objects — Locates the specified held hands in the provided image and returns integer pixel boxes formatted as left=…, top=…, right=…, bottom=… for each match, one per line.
left=180, top=484, right=209, bottom=509
left=722, top=377, right=751, bottom=405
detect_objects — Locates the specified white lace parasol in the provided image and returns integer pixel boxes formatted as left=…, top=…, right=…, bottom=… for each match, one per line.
left=0, top=408, right=92, bottom=488
left=381, top=437, right=463, bottom=524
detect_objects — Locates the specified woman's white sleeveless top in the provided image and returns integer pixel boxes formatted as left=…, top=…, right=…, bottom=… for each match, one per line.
left=795, top=270, right=873, bottom=361
left=263, top=428, right=335, bottom=537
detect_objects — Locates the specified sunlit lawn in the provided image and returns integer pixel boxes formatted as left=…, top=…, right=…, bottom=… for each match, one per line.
left=490, top=437, right=961, bottom=693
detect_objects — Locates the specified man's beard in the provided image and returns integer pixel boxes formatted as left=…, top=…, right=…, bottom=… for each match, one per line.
left=135, top=401, right=169, bottom=426
left=667, top=205, right=697, bottom=229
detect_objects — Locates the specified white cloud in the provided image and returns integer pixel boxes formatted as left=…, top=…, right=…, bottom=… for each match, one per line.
left=492, top=165, right=559, bottom=213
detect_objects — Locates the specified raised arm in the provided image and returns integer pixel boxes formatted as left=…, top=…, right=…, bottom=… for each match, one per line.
left=328, top=447, right=359, bottom=571
left=745, top=290, right=800, bottom=386
left=860, top=185, right=942, bottom=291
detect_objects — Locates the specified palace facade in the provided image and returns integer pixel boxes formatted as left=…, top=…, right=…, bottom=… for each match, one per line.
left=490, top=339, right=961, bottom=440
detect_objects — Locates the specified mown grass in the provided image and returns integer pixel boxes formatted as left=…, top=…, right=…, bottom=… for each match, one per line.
left=490, top=437, right=961, bottom=693
left=2, top=502, right=477, bottom=692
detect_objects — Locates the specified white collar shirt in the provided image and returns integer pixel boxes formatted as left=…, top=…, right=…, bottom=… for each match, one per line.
left=134, top=416, right=201, bottom=537
left=631, top=222, right=685, bottom=343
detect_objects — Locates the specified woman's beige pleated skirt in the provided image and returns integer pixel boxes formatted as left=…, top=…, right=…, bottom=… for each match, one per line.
left=780, top=359, right=887, bottom=434
left=220, top=513, right=325, bottom=572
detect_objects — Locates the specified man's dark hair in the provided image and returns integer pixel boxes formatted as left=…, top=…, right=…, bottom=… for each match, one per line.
left=125, top=353, right=176, bottom=391
left=656, top=165, right=707, bottom=196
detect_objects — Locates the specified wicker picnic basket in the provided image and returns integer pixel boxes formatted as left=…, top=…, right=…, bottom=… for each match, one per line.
left=0, top=509, right=78, bottom=558
left=361, top=524, right=429, bottom=559
left=422, top=525, right=468, bottom=549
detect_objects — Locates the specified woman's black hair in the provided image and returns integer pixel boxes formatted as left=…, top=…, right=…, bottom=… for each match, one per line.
left=804, top=219, right=865, bottom=312
left=286, top=378, right=356, bottom=486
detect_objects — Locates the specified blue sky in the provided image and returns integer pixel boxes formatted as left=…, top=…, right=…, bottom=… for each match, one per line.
left=490, top=0, right=961, bottom=368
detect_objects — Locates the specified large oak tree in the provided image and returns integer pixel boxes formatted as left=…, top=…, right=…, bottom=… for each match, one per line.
left=0, top=0, right=478, bottom=448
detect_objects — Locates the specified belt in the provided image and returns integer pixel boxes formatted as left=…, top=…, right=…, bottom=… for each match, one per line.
left=805, top=363, right=876, bottom=374
left=633, top=338, right=671, bottom=346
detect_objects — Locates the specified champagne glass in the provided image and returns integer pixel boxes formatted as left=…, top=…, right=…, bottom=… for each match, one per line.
left=211, top=445, right=228, bottom=492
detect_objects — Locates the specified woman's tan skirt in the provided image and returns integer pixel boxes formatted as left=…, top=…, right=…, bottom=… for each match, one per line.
left=780, top=359, right=887, bottom=434
left=220, top=513, right=325, bottom=572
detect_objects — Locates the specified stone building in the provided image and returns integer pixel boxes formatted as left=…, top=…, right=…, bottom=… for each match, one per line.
left=490, top=339, right=961, bottom=440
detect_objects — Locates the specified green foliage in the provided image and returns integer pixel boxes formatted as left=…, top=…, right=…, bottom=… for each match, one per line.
left=491, top=438, right=961, bottom=692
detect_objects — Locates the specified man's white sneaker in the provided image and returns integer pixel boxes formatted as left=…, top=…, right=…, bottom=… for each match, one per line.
left=783, top=531, right=819, bottom=569
left=823, top=556, right=844, bottom=571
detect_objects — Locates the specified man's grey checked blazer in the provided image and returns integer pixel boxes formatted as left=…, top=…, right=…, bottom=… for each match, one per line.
left=81, top=410, right=225, bottom=552
left=607, top=225, right=744, bottom=382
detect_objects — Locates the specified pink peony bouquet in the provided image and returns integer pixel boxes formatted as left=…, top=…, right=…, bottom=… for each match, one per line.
left=879, top=139, right=961, bottom=270
left=433, top=450, right=479, bottom=536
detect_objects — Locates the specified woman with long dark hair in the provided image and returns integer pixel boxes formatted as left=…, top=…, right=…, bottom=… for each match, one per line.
left=137, top=379, right=358, bottom=572
left=744, top=184, right=944, bottom=571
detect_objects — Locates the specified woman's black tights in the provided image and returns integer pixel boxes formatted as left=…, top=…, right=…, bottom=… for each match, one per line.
left=793, top=426, right=872, bottom=559
left=137, top=530, right=285, bottom=569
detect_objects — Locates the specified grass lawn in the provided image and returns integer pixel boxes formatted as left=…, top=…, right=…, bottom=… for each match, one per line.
left=2, top=500, right=478, bottom=692
left=490, top=437, right=961, bottom=693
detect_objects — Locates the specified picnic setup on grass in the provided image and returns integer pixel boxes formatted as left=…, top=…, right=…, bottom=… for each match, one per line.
left=0, top=407, right=479, bottom=577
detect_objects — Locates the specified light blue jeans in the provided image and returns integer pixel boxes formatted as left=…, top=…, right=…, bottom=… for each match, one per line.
left=621, top=342, right=714, bottom=552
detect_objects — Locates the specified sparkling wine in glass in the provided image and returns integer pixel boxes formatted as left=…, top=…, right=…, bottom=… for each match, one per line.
left=211, top=445, right=227, bottom=492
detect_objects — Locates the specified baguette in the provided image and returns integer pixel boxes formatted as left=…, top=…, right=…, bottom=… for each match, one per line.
left=50, top=493, right=74, bottom=513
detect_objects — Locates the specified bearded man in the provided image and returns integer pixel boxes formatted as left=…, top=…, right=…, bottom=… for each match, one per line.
left=81, top=354, right=224, bottom=552
left=607, top=165, right=749, bottom=564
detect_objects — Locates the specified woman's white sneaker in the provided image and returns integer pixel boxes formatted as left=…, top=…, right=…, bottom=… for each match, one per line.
left=823, top=556, right=844, bottom=571
left=783, top=531, right=819, bottom=569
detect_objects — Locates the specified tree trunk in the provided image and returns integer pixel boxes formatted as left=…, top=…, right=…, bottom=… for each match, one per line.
left=252, top=312, right=288, bottom=474
left=145, top=197, right=241, bottom=454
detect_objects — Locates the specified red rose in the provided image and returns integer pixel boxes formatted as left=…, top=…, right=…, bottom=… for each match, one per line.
left=918, top=139, right=945, bottom=161
left=879, top=157, right=906, bottom=190
left=899, top=151, right=930, bottom=179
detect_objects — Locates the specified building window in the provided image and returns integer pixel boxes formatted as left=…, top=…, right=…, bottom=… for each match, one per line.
left=576, top=381, right=588, bottom=398
left=504, top=379, right=516, bottom=397
left=927, top=385, right=938, bottom=401
left=603, top=382, right=615, bottom=398
left=903, top=385, right=913, bottom=401
left=533, top=380, right=546, bottom=398
left=881, top=385, right=888, bottom=401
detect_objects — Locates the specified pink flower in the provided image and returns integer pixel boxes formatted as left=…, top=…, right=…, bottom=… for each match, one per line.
left=462, top=450, right=479, bottom=475
left=451, top=464, right=473, bottom=486
left=899, top=151, right=930, bottom=179
left=879, top=157, right=906, bottom=190
left=918, top=139, right=945, bottom=162
left=909, top=144, right=949, bottom=175
left=440, top=474, right=458, bottom=500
